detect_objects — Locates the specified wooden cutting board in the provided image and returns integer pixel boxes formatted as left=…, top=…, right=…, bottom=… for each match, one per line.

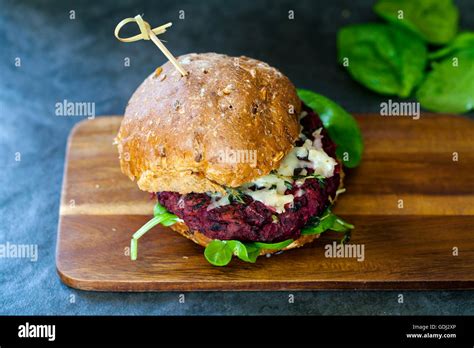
left=56, top=114, right=474, bottom=291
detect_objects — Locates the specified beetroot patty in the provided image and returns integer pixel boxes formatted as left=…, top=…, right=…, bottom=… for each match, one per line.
left=157, top=105, right=340, bottom=242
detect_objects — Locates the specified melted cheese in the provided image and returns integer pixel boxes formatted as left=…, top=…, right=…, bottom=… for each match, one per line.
left=206, top=116, right=337, bottom=213
left=277, top=151, right=300, bottom=176
left=250, top=174, right=289, bottom=194
left=240, top=174, right=294, bottom=213
left=308, top=149, right=337, bottom=177
left=312, top=128, right=323, bottom=150
left=244, top=189, right=294, bottom=214
left=277, top=128, right=336, bottom=179
left=206, top=192, right=230, bottom=211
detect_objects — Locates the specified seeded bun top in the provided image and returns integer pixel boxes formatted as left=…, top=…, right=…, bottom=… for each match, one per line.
left=116, top=52, right=301, bottom=194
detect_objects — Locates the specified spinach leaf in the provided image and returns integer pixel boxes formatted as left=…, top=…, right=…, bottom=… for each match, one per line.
left=428, top=32, right=474, bottom=60
left=153, top=202, right=181, bottom=226
left=204, top=240, right=233, bottom=266
left=203, top=209, right=355, bottom=266
left=416, top=49, right=474, bottom=113
left=160, top=213, right=181, bottom=226
left=203, top=238, right=294, bottom=266
left=337, top=23, right=427, bottom=97
left=130, top=202, right=181, bottom=260
left=153, top=202, right=168, bottom=216
left=204, top=240, right=260, bottom=266
left=253, top=239, right=294, bottom=250
left=374, top=0, right=459, bottom=45
left=227, top=240, right=259, bottom=263
left=297, top=89, right=363, bottom=168
left=301, top=208, right=354, bottom=235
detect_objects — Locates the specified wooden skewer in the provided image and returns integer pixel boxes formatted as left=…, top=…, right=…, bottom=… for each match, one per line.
left=114, top=14, right=187, bottom=76
left=148, top=29, right=187, bottom=76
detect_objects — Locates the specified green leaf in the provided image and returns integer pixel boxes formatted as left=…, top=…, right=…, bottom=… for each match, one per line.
left=297, top=89, right=363, bottom=168
left=130, top=215, right=165, bottom=261
left=301, top=210, right=337, bottom=235
left=132, top=215, right=166, bottom=240
left=333, top=217, right=355, bottom=231
left=253, top=239, right=294, bottom=250
left=203, top=238, right=296, bottom=266
left=160, top=213, right=181, bottom=226
left=130, top=202, right=180, bottom=261
left=374, top=0, right=459, bottom=45
left=244, top=243, right=261, bottom=260
left=227, top=241, right=259, bottom=263
left=204, top=240, right=260, bottom=266
left=428, top=32, right=474, bottom=60
left=301, top=208, right=354, bottom=235
left=154, top=202, right=181, bottom=226
left=203, top=211, right=354, bottom=266
left=337, top=23, right=427, bottom=97
left=154, top=202, right=168, bottom=216
left=204, top=240, right=233, bottom=266
left=416, top=49, right=474, bottom=113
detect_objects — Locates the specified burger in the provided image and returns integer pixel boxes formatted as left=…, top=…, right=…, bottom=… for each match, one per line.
left=115, top=52, right=363, bottom=266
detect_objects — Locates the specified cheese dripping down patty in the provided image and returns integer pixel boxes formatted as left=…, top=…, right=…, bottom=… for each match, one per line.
left=207, top=120, right=337, bottom=213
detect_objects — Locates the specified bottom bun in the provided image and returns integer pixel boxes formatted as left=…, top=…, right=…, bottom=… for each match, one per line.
left=169, top=222, right=321, bottom=256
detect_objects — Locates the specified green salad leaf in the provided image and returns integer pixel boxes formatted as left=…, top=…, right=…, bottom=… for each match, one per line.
left=301, top=208, right=354, bottom=236
left=203, top=240, right=233, bottom=266
left=416, top=48, right=474, bottom=113
left=153, top=202, right=168, bottom=216
left=204, top=239, right=295, bottom=266
left=337, top=23, right=427, bottom=97
left=204, top=240, right=260, bottom=266
left=203, top=208, right=355, bottom=266
left=297, top=89, right=363, bottom=168
left=374, top=0, right=459, bottom=45
left=226, top=240, right=260, bottom=263
left=428, top=32, right=474, bottom=60
left=253, top=239, right=294, bottom=250
left=336, top=0, right=470, bottom=115
left=130, top=202, right=181, bottom=260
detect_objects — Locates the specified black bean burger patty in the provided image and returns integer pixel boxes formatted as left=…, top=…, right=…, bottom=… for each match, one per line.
left=157, top=106, right=340, bottom=242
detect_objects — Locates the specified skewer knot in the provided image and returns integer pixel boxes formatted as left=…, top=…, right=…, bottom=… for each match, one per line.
left=114, top=14, right=172, bottom=43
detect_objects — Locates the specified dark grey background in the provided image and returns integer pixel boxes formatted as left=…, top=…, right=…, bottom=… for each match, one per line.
left=1, top=0, right=473, bottom=315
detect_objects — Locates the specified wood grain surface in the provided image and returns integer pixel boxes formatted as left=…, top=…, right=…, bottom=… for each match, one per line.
left=56, top=115, right=474, bottom=291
